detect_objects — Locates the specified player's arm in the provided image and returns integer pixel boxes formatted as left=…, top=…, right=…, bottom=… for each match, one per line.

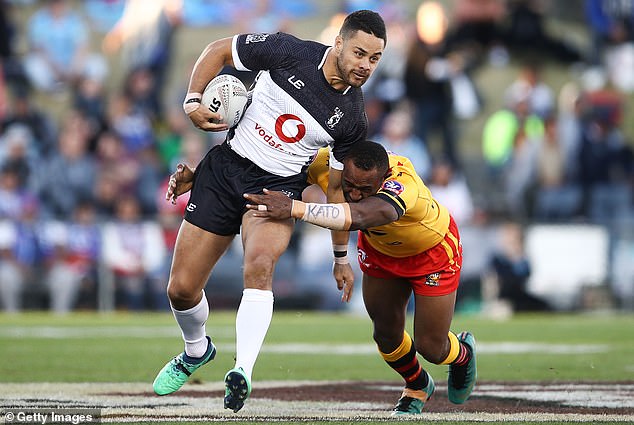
left=243, top=189, right=400, bottom=231
left=184, top=37, right=235, bottom=131
left=326, top=167, right=349, bottom=246
left=325, top=166, right=355, bottom=302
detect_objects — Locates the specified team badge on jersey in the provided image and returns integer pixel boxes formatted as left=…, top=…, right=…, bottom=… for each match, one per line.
left=424, top=272, right=441, bottom=287
left=381, top=180, right=404, bottom=196
left=326, top=107, right=344, bottom=129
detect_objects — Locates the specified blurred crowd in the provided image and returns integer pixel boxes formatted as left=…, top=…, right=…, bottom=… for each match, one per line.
left=0, top=0, right=632, bottom=314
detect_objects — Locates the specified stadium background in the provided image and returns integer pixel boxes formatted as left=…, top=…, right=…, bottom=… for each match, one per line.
left=1, top=1, right=634, bottom=424
left=0, top=0, right=632, bottom=316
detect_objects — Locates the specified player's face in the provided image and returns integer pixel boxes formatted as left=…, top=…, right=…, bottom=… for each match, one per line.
left=341, top=161, right=385, bottom=203
left=335, top=31, right=384, bottom=88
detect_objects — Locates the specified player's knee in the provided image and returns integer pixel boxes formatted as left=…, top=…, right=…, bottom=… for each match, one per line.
left=415, top=335, right=447, bottom=365
left=372, top=326, right=404, bottom=353
left=166, top=277, right=198, bottom=305
left=243, top=255, right=276, bottom=290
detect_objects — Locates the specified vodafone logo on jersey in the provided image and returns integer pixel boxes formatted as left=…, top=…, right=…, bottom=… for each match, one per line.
left=275, top=114, right=306, bottom=143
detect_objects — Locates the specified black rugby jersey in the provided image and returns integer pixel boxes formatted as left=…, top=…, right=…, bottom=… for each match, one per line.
left=229, top=32, right=368, bottom=177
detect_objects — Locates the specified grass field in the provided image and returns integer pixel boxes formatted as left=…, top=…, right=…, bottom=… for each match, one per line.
left=1, top=311, right=633, bottom=424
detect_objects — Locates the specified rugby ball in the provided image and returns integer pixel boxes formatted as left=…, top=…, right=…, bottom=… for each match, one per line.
left=201, top=74, right=248, bottom=127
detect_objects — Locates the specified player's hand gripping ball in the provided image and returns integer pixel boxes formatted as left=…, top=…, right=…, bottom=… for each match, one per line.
left=201, top=74, right=248, bottom=127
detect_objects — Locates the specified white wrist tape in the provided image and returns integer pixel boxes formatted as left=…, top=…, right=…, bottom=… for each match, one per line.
left=333, top=255, right=349, bottom=265
left=291, top=201, right=352, bottom=231
left=183, top=92, right=202, bottom=115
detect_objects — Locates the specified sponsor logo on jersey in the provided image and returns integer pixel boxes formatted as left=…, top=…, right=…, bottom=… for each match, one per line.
left=326, top=107, right=344, bottom=129
left=245, top=33, right=269, bottom=44
left=275, top=114, right=306, bottom=143
left=186, top=203, right=197, bottom=212
left=424, top=272, right=441, bottom=287
left=381, top=180, right=404, bottom=195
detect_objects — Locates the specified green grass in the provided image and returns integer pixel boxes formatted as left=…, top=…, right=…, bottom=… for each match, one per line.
left=1, top=311, right=632, bottom=425
left=1, top=311, right=633, bottom=383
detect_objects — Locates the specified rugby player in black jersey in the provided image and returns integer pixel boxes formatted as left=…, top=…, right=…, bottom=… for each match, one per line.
left=152, top=10, right=386, bottom=414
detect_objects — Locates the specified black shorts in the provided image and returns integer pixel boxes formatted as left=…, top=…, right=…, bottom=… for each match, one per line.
left=184, top=142, right=308, bottom=236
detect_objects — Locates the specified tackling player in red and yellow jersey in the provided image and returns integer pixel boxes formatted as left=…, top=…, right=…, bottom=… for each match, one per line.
left=245, top=141, right=477, bottom=415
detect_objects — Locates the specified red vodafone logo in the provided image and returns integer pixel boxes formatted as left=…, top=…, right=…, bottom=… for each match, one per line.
left=275, top=114, right=306, bottom=143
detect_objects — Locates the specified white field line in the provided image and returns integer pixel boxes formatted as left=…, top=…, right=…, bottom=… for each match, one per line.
left=0, top=327, right=609, bottom=355
left=1, top=382, right=633, bottom=423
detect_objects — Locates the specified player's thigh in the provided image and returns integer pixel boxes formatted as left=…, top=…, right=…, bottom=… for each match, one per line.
left=240, top=211, right=294, bottom=288
left=169, top=220, right=235, bottom=295
left=362, top=274, right=411, bottom=334
left=412, top=291, right=457, bottom=348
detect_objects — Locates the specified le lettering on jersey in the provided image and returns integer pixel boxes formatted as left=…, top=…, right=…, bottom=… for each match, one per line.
left=228, top=32, right=368, bottom=177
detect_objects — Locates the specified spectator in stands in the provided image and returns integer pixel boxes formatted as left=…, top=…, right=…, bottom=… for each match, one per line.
left=533, top=117, right=583, bottom=221
left=404, top=1, right=480, bottom=170
left=488, top=221, right=551, bottom=312
left=0, top=158, right=38, bottom=221
left=93, top=130, right=141, bottom=218
left=38, top=112, right=96, bottom=219
left=0, top=219, right=22, bottom=312
left=22, top=0, right=107, bottom=93
left=445, top=0, right=507, bottom=64
left=483, top=80, right=546, bottom=219
left=73, top=74, right=108, bottom=138
left=157, top=107, right=189, bottom=171
left=40, top=201, right=101, bottom=314
left=373, top=108, right=432, bottom=180
left=0, top=123, right=38, bottom=191
left=1, top=86, right=57, bottom=157
left=0, top=186, right=40, bottom=312
left=503, top=62, right=554, bottom=119
left=585, top=0, right=634, bottom=65
left=501, top=0, right=584, bottom=63
left=102, top=195, right=165, bottom=310
left=103, top=0, right=182, bottom=120
left=427, top=159, right=475, bottom=226
left=0, top=0, right=27, bottom=95
left=482, top=79, right=544, bottom=175
left=107, top=92, right=154, bottom=155
left=577, top=88, right=633, bottom=225
left=83, top=0, right=125, bottom=33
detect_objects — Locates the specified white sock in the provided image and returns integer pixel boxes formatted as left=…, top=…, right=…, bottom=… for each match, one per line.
left=172, top=291, right=209, bottom=358
left=235, top=288, right=274, bottom=380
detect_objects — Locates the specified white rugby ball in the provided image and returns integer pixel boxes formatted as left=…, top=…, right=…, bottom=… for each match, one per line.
left=201, top=74, right=248, bottom=127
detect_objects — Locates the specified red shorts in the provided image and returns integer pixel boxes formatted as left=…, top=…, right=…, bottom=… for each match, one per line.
left=356, top=216, right=462, bottom=296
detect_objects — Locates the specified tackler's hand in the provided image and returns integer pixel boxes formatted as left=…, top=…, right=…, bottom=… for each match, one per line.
left=244, top=189, right=294, bottom=219
left=166, top=163, right=196, bottom=204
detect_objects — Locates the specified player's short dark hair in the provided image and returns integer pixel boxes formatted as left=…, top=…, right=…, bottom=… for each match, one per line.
left=345, top=140, right=389, bottom=174
left=340, top=10, right=387, bottom=46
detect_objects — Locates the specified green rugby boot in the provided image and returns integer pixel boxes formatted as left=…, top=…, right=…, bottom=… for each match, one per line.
left=448, top=331, right=477, bottom=404
left=153, top=336, right=216, bottom=396
left=392, top=371, right=435, bottom=415
left=224, top=367, right=252, bottom=413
